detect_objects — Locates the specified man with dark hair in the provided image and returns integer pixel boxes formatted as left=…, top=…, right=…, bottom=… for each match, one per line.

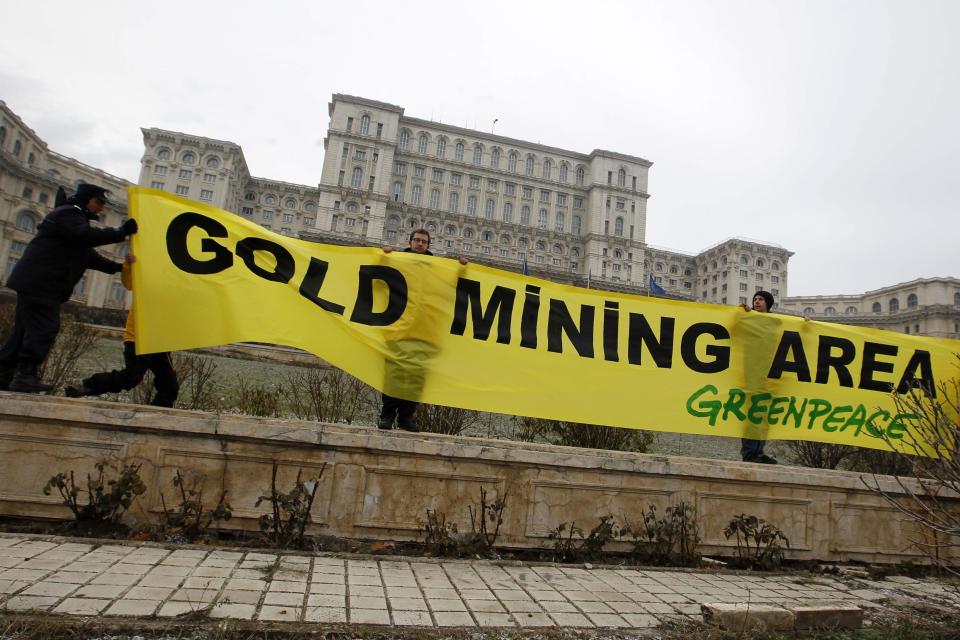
left=378, top=229, right=466, bottom=431
left=739, top=290, right=778, bottom=464
left=0, top=183, right=138, bottom=393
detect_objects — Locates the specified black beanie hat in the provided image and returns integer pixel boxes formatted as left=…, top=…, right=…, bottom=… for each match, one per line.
left=73, top=183, right=110, bottom=207
left=754, top=290, right=775, bottom=309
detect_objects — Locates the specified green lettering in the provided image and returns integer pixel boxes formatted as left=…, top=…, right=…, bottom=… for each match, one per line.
left=886, top=413, right=916, bottom=440
left=686, top=385, right=722, bottom=426
left=768, top=396, right=787, bottom=426
left=840, top=405, right=867, bottom=435
left=806, top=399, right=832, bottom=430
left=784, top=396, right=808, bottom=428
left=723, top=388, right=747, bottom=421
left=822, top=405, right=852, bottom=432
left=747, top=393, right=772, bottom=425
left=865, top=410, right=889, bottom=438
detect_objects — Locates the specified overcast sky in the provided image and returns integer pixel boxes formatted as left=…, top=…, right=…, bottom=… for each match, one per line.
left=2, top=0, right=957, bottom=296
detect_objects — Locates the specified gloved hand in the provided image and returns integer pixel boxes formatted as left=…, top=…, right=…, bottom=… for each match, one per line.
left=121, top=218, right=138, bottom=236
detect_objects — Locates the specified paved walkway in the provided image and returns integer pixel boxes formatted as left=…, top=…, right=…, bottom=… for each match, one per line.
left=0, top=534, right=957, bottom=630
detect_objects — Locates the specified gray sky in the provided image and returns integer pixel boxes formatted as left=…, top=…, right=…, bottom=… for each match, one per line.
left=2, top=0, right=957, bottom=296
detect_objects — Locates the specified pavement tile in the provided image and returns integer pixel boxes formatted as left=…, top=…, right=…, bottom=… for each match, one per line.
left=466, top=599, right=506, bottom=613
left=393, top=610, right=433, bottom=626
left=495, top=589, right=532, bottom=601
left=588, top=612, right=630, bottom=628
left=1, top=569, right=48, bottom=581
left=540, top=600, right=578, bottom=613
left=305, top=605, right=347, bottom=622
left=53, top=598, right=111, bottom=614
left=308, top=593, right=345, bottom=607
left=390, top=596, right=429, bottom=610
left=138, top=574, right=185, bottom=588
left=312, top=573, right=346, bottom=584
left=107, top=564, right=151, bottom=575
left=3, top=595, right=60, bottom=611
left=46, top=571, right=96, bottom=584
left=21, top=581, right=78, bottom=597
left=472, top=611, right=516, bottom=627
left=387, top=586, right=422, bottom=598
left=423, top=588, right=459, bottom=599
left=310, top=582, right=346, bottom=595
left=504, top=600, right=543, bottom=613
left=126, top=586, right=175, bottom=600
left=192, top=566, right=232, bottom=577
left=264, top=591, right=304, bottom=606
left=269, top=579, right=307, bottom=592
left=259, top=605, right=301, bottom=621
left=349, top=574, right=383, bottom=585
left=210, top=603, right=257, bottom=619
left=218, top=590, right=262, bottom=605
left=573, top=601, right=615, bottom=614
left=0, top=580, right=30, bottom=594
left=514, top=612, right=554, bottom=627
left=350, top=585, right=385, bottom=597
left=149, top=564, right=193, bottom=576
left=75, top=583, right=127, bottom=598
left=350, top=608, right=391, bottom=624
left=91, top=573, right=140, bottom=586
left=105, top=599, right=161, bottom=616
left=182, top=576, right=224, bottom=590
left=351, top=596, right=387, bottom=609
left=609, top=600, right=648, bottom=614
left=172, top=588, right=219, bottom=603
left=434, top=611, right=476, bottom=626
left=622, top=613, right=660, bottom=627
left=226, top=578, right=267, bottom=591
left=642, top=602, right=678, bottom=614
left=460, top=588, right=496, bottom=599
left=158, top=601, right=210, bottom=616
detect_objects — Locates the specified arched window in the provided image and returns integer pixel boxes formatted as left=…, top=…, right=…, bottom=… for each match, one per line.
left=571, top=247, right=580, bottom=258
left=553, top=244, right=562, bottom=254
left=418, top=134, right=429, bottom=154
left=483, top=231, right=493, bottom=242
left=399, top=129, right=410, bottom=151
left=756, top=258, right=765, bottom=268
left=872, top=302, right=882, bottom=313
left=205, top=156, right=220, bottom=168
left=518, top=238, right=528, bottom=248
left=617, top=168, right=626, bottom=187
left=772, top=261, right=780, bottom=270
left=264, top=195, right=277, bottom=205
left=484, top=198, right=495, bottom=219
left=571, top=215, right=581, bottom=234
left=503, top=202, right=513, bottom=222
left=555, top=211, right=564, bottom=232
left=575, top=166, right=585, bottom=185
left=614, top=249, right=623, bottom=259
left=156, top=147, right=171, bottom=160
left=508, top=152, right=518, bottom=173
left=448, top=191, right=459, bottom=213
left=284, top=198, right=297, bottom=209
left=804, top=307, right=816, bottom=315
left=0, top=126, right=6, bottom=148
left=536, top=240, right=546, bottom=251
left=13, top=140, right=22, bottom=157
left=445, top=224, right=456, bottom=235
left=429, top=188, right=440, bottom=209
left=463, top=228, right=474, bottom=239
left=27, top=151, right=35, bottom=165
left=525, top=156, right=535, bottom=176
left=824, top=307, right=836, bottom=316
left=473, top=144, right=483, bottom=165
left=543, top=159, right=552, bottom=179
left=393, top=182, right=403, bottom=202
left=490, top=148, right=500, bottom=169
left=890, top=298, right=900, bottom=312
left=15, top=212, right=37, bottom=232
left=347, top=201, right=358, bottom=213
left=455, top=141, right=464, bottom=161
left=305, top=202, right=316, bottom=212
left=845, top=306, right=858, bottom=315
left=614, top=217, right=624, bottom=236
left=559, top=163, right=568, bottom=183
left=467, top=195, right=477, bottom=215
left=907, top=293, right=918, bottom=308
left=501, top=234, right=511, bottom=245
left=181, top=152, right=195, bottom=165
left=244, top=192, right=256, bottom=201
left=388, top=215, right=401, bottom=225
left=955, top=292, right=960, bottom=307
left=351, top=167, right=363, bottom=187
left=521, top=205, right=530, bottom=225
left=670, top=265, right=679, bottom=274
left=426, top=222, right=437, bottom=233
left=411, top=185, right=422, bottom=206
left=359, top=114, right=370, bottom=135
left=684, top=268, right=693, bottom=276
left=436, top=137, right=446, bottom=158
left=655, top=262, right=664, bottom=272
left=740, top=255, right=749, bottom=265
left=538, top=208, right=547, bottom=228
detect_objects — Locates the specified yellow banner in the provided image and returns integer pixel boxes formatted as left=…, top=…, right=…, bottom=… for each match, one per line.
left=128, top=187, right=959, bottom=454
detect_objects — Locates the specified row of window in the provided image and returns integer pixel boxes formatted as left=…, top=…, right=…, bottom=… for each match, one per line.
left=703, top=255, right=783, bottom=272
left=150, top=183, right=214, bottom=201
left=385, top=216, right=583, bottom=256
left=242, top=193, right=318, bottom=212
left=153, top=165, right=218, bottom=183
left=392, top=165, right=588, bottom=207
left=154, top=147, right=221, bottom=169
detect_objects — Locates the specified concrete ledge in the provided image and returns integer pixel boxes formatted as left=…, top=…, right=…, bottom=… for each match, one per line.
left=702, top=603, right=795, bottom=631
left=792, top=604, right=864, bottom=630
left=0, top=391, right=954, bottom=564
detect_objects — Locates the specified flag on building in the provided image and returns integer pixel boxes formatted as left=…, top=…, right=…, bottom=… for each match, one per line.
left=587, top=269, right=592, bottom=289
left=649, top=274, right=666, bottom=295
left=522, top=257, right=529, bottom=276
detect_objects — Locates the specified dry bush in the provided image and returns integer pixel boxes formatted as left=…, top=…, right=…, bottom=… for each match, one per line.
left=38, top=311, right=98, bottom=390
left=785, top=441, right=857, bottom=469
left=417, top=403, right=486, bottom=436
left=170, top=353, right=220, bottom=411
left=285, top=365, right=372, bottom=424
left=232, top=377, right=285, bottom=417
left=514, top=416, right=655, bottom=453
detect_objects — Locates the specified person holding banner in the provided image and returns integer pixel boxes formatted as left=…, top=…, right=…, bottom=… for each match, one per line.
left=378, top=229, right=467, bottom=430
left=0, top=184, right=137, bottom=393
left=64, top=255, right=179, bottom=407
left=738, top=290, right=779, bottom=464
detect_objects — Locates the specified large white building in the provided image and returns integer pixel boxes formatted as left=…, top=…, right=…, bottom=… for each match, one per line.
left=11, top=94, right=955, bottom=340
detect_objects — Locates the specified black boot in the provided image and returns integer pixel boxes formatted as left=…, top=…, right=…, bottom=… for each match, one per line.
left=64, top=381, right=92, bottom=398
left=9, top=361, right=53, bottom=394
left=0, top=361, right=14, bottom=391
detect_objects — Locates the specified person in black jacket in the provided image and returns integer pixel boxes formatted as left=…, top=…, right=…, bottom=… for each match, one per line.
left=0, top=183, right=137, bottom=393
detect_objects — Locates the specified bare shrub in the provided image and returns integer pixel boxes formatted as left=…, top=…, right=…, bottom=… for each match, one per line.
left=43, top=462, right=146, bottom=524
left=159, top=469, right=231, bottom=540
left=256, top=461, right=325, bottom=549
left=232, top=377, right=285, bottom=417
left=38, top=312, right=98, bottom=390
left=286, top=365, right=371, bottom=424
left=170, top=353, right=220, bottom=411
left=548, top=515, right=623, bottom=563
left=417, top=403, right=485, bottom=436
left=418, top=486, right=507, bottom=558
left=626, top=502, right=701, bottom=567
left=509, top=416, right=653, bottom=452
left=862, top=369, right=960, bottom=576
left=785, top=441, right=857, bottom=469
left=723, top=513, right=790, bottom=570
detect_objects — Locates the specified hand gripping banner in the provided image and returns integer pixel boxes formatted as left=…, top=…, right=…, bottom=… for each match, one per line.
left=128, top=187, right=959, bottom=455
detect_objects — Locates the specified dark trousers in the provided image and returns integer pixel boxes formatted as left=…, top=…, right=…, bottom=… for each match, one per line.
left=0, top=293, right=60, bottom=366
left=741, top=438, right=766, bottom=460
left=84, top=341, right=179, bottom=408
left=380, top=393, right=418, bottom=428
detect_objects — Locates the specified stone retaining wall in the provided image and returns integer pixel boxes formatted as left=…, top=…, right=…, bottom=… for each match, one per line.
left=0, top=392, right=951, bottom=565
